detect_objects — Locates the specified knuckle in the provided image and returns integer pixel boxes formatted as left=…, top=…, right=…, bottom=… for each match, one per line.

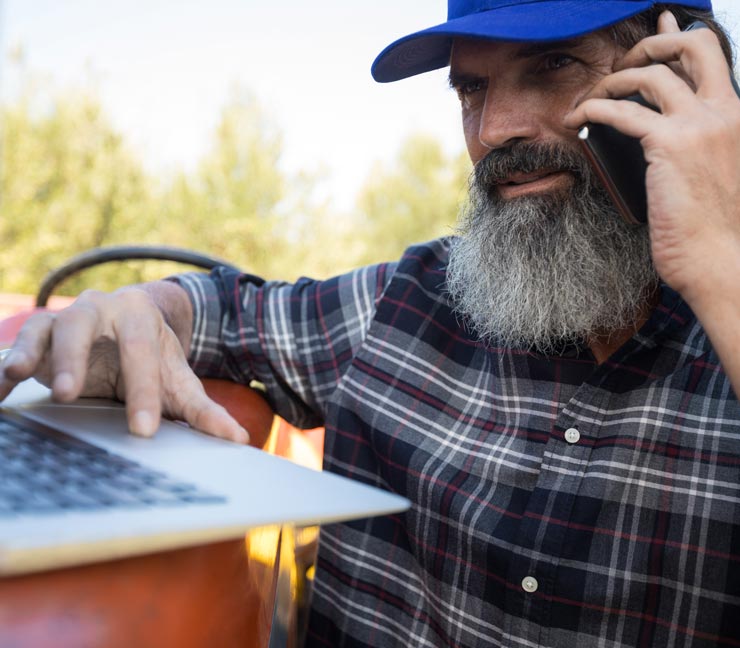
left=115, top=288, right=162, bottom=323
left=118, top=329, right=157, bottom=355
left=14, top=312, right=54, bottom=349
left=19, top=310, right=55, bottom=332
left=67, top=290, right=110, bottom=321
left=76, top=288, right=107, bottom=305
left=694, top=27, right=719, bottom=47
left=54, top=302, right=90, bottom=323
left=654, top=63, right=675, bottom=82
left=114, top=286, right=153, bottom=307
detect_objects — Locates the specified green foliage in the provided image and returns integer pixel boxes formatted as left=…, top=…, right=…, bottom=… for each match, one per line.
left=152, top=91, right=287, bottom=276
left=284, top=136, right=472, bottom=280
left=0, top=79, right=470, bottom=297
left=354, top=134, right=471, bottom=266
left=0, top=92, right=153, bottom=293
left=0, top=87, right=291, bottom=294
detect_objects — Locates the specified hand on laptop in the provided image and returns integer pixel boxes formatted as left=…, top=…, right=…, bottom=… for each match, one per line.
left=0, top=283, right=250, bottom=444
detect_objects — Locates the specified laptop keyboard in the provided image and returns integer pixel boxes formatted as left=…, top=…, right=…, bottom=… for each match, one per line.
left=0, top=413, right=226, bottom=516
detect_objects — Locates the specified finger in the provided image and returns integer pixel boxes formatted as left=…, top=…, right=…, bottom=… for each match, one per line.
left=615, top=21, right=732, bottom=100
left=580, top=64, right=697, bottom=116
left=564, top=95, right=661, bottom=138
left=49, top=298, right=101, bottom=402
left=657, top=9, right=681, bottom=35
left=176, top=380, right=250, bottom=444
left=113, top=293, right=165, bottom=438
left=160, top=345, right=251, bottom=444
left=0, top=355, right=21, bottom=401
left=2, top=312, right=56, bottom=382
left=659, top=12, right=698, bottom=88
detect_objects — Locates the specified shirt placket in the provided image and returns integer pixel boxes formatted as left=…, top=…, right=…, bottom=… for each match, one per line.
left=502, top=381, right=603, bottom=647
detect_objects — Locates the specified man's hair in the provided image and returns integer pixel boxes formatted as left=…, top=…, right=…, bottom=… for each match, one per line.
left=609, top=4, right=735, bottom=67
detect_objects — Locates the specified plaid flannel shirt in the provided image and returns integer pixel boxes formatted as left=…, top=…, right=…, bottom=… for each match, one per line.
left=177, top=238, right=740, bottom=648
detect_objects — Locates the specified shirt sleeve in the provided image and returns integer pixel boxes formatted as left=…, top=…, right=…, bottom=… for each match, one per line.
left=170, top=264, right=396, bottom=429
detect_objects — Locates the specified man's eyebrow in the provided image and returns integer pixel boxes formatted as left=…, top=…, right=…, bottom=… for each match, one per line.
left=447, top=70, right=482, bottom=89
left=513, top=39, right=584, bottom=60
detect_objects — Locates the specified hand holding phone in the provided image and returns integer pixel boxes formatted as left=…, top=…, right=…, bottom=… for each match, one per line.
left=578, top=21, right=740, bottom=225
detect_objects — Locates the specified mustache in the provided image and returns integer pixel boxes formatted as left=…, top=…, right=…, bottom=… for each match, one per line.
left=473, top=142, right=593, bottom=189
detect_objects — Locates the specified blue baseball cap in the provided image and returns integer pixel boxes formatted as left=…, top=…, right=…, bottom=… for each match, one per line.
left=372, top=0, right=713, bottom=82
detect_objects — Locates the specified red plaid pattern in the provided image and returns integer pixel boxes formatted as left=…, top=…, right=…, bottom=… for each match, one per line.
left=175, top=239, right=740, bottom=647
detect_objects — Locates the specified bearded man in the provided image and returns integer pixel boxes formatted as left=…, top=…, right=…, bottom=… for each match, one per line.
left=3, top=0, right=740, bottom=646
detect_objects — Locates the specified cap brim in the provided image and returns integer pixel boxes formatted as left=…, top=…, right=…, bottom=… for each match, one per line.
left=372, top=0, right=658, bottom=82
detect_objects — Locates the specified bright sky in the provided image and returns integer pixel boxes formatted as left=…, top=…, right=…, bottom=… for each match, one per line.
left=2, top=1, right=740, bottom=210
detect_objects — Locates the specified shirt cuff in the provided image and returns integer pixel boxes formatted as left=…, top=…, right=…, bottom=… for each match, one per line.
left=165, top=272, right=227, bottom=377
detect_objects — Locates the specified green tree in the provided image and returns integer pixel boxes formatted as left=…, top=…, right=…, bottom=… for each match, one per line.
left=0, top=79, right=470, bottom=297
left=0, top=91, right=155, bottom=294
left=264, top=135, right=472, bottom=281
left=354, top=134, right=471, bottom=266
left=155, top=90, right=287, bottom=277
left=0, top=86, right=296, bottom=294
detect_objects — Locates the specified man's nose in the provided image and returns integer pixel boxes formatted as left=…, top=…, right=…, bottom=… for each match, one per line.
left=477, top=87, right=542, bottom=151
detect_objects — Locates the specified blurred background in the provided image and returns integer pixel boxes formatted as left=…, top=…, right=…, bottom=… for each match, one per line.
left=0, top=0, right=738, bottom=297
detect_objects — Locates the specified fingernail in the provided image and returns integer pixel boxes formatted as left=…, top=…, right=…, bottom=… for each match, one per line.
left=131, top=410, right=156, bottom=437
left=239, top=427, right=251, bottom=444
left=53, top=371, right=75, bottom=396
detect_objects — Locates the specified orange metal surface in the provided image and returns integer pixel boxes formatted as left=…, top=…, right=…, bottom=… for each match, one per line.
left=0, top=307, right=324, bottom=648
left=0, top=536, right=279, bottom=648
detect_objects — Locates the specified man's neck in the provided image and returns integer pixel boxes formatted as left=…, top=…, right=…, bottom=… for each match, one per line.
left=586, top=290, right=659, bottom=365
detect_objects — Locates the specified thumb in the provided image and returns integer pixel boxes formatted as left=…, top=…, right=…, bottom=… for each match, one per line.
left=166, top=375, right=251, bottom=444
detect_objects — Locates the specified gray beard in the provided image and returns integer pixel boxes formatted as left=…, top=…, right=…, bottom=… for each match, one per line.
left=446, top=142, right=658, bottom=354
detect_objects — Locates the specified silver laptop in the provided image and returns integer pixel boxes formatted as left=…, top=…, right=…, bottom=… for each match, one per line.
left=0, top=378, right=410, bottom=576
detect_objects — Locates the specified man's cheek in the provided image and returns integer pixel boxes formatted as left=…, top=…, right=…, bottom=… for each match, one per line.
left=462, top=110, right=488, bottom=164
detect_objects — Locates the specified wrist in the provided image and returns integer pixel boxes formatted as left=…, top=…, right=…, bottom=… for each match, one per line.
left=139, top=280, right=194, bottom=356
left=678, top=248, right=740, bottom=401
left=672, top=239, right=740, bottom=317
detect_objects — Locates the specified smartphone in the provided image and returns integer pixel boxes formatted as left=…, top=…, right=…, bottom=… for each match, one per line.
left=578, top=21, right=740, bottom=225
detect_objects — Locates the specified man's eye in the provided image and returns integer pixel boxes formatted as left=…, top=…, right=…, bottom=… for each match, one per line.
left=540, top=54, right=576, bottom=72
left=453, top=80, right=487, bottom=107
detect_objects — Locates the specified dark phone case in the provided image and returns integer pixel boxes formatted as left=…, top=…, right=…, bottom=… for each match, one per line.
left=579, top=95, right=652, bottom=225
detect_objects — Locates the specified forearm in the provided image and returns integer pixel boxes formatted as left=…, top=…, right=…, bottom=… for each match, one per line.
left=173, top=262, right=394, bottom=428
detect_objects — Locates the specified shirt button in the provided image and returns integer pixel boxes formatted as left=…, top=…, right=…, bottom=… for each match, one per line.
left=564, top=427, right=581, bottom=444
left=522, top=576, right=539, bottom=593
